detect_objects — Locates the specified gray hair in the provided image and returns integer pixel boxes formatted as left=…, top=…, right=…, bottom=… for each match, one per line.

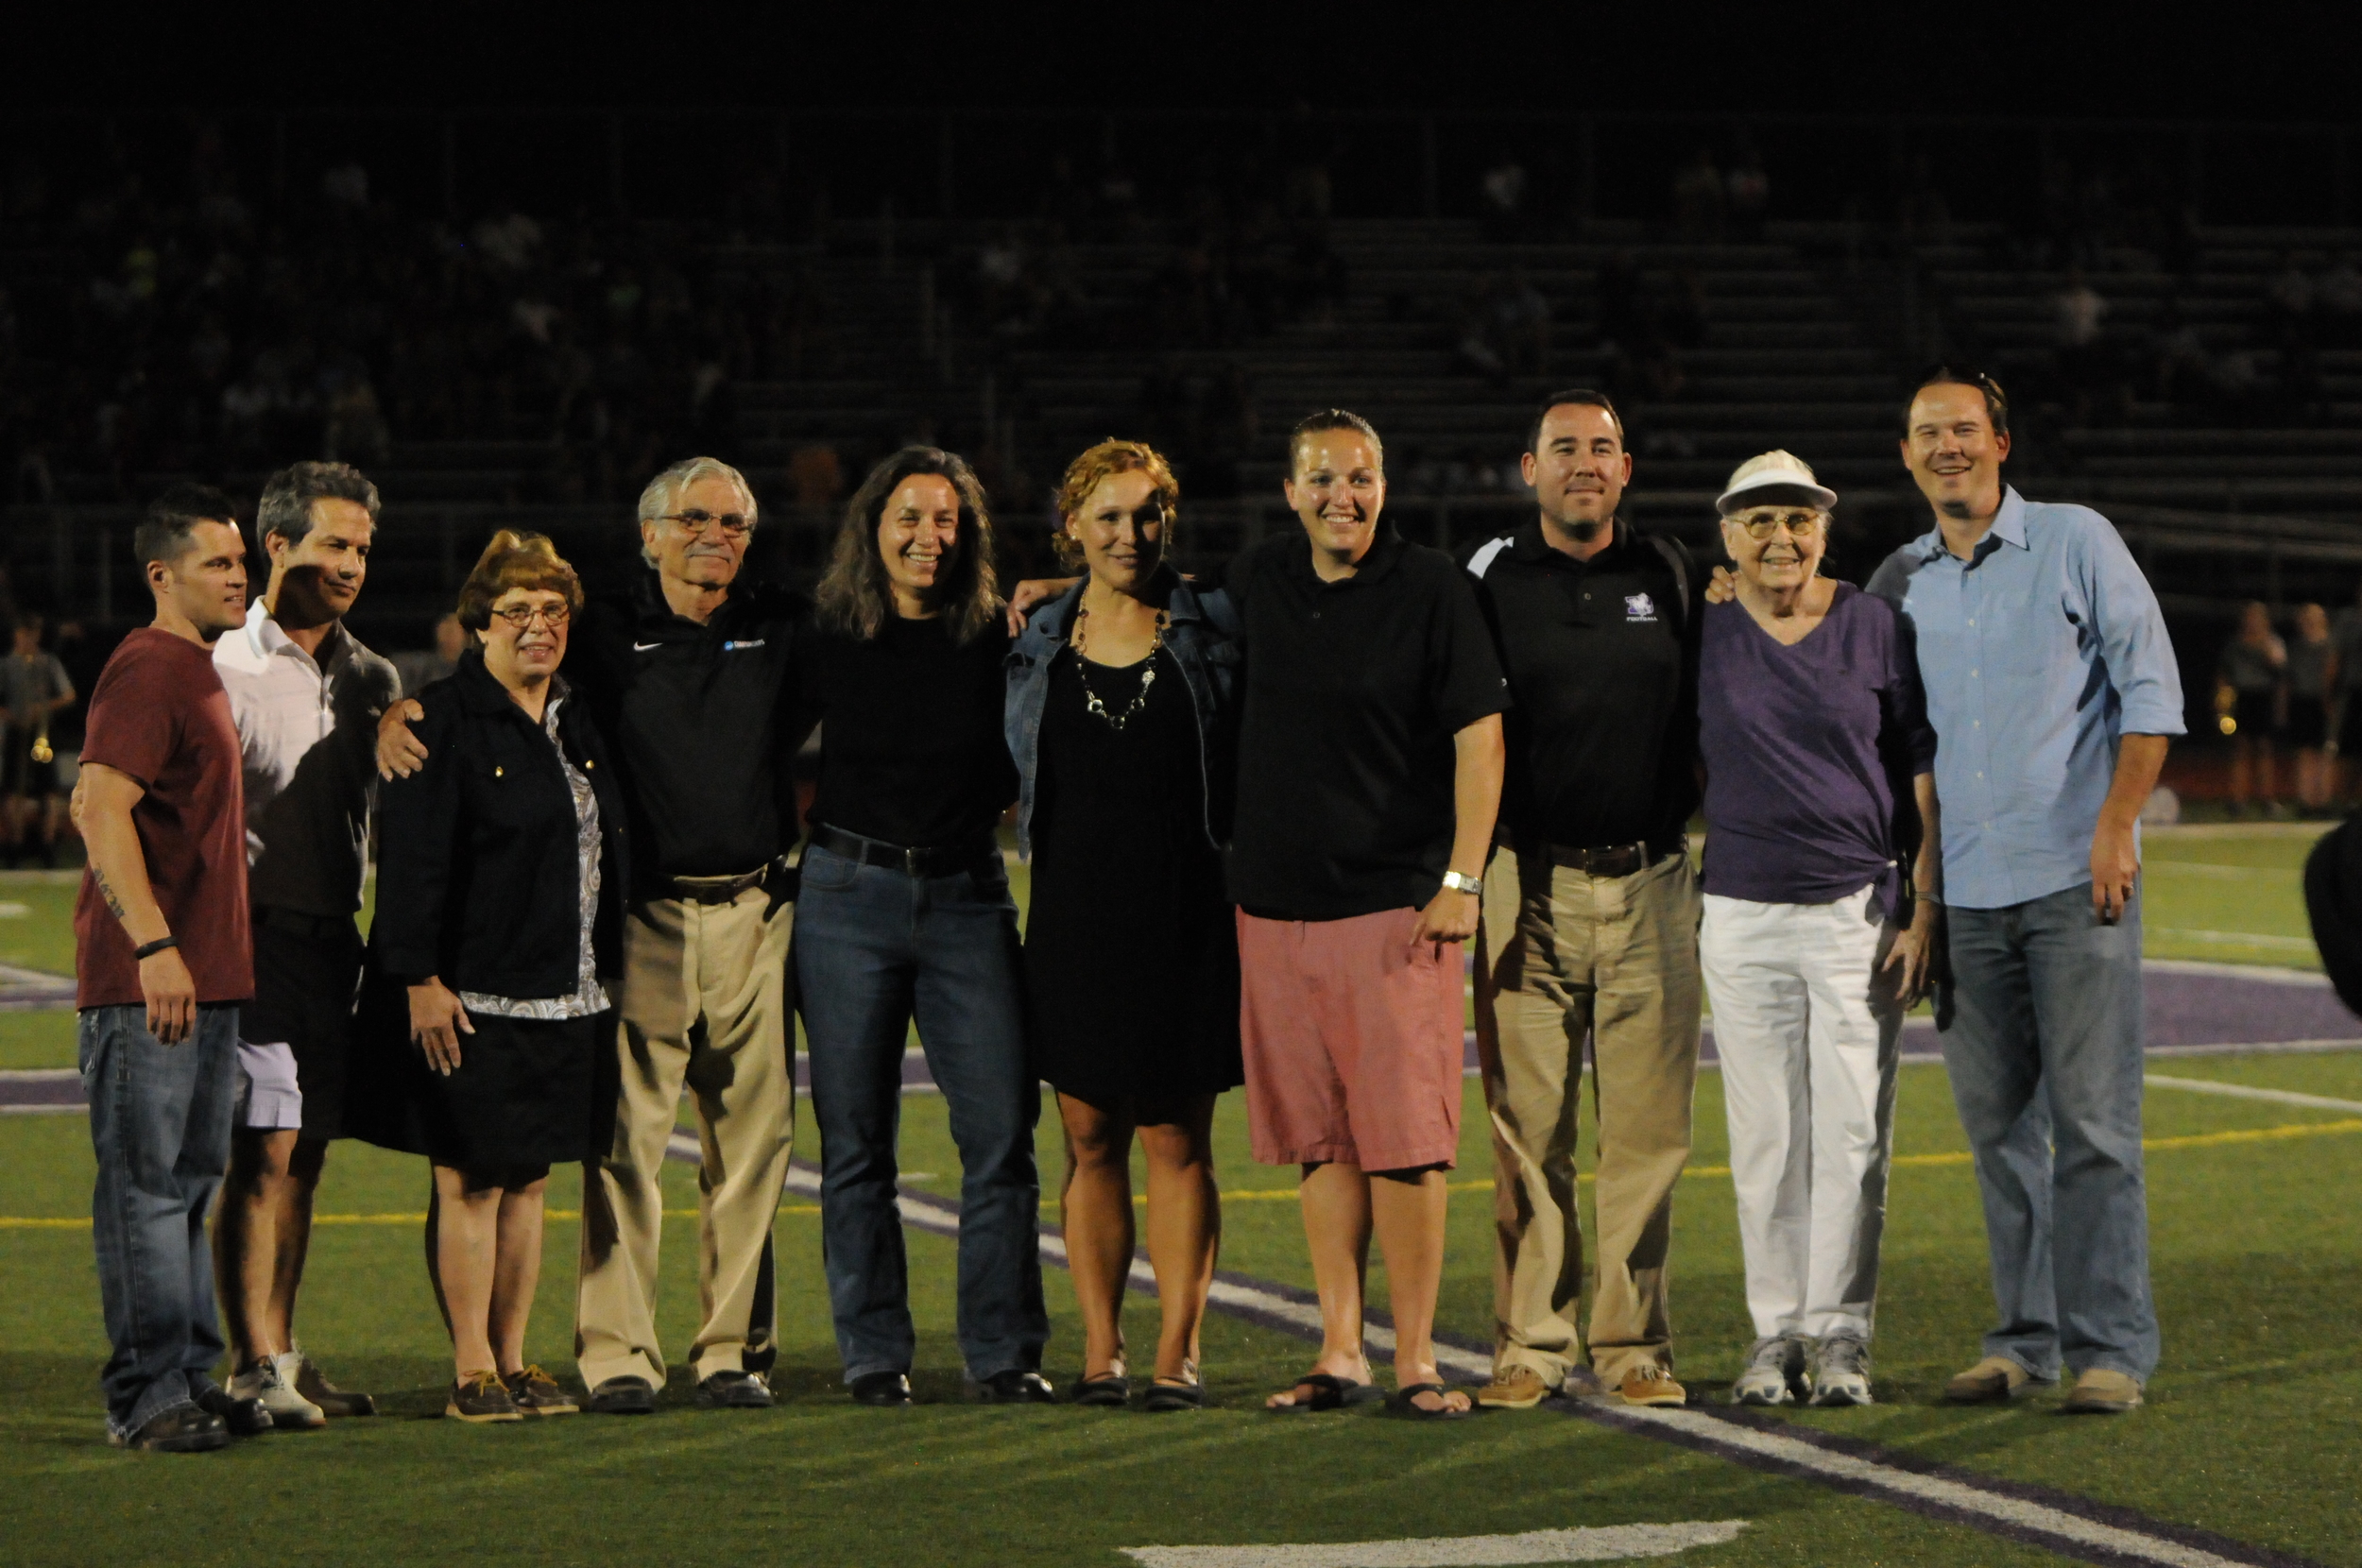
left=258, top=461, right=381, bottom=545
left=637, top=456, right=758, bottom=567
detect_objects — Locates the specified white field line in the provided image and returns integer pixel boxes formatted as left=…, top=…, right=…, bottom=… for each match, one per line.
left=2141, top=958, right=2328, bottom=985
left=710, top=1132, right=2281, bottom=1568
left=2150, top=929, right=2319, bottom=952
left=2144, top=861, right=2299, bottom=881
left=1117, top=1522, right=1749, bottom=1566
left=2145, top=1074, right=2362, bottom=1115
left=1594, top=1409, right=2268, bottom=1568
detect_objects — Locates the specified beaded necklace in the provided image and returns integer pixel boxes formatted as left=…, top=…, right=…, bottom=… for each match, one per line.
left=1070, top=605, right=1170, bottom=731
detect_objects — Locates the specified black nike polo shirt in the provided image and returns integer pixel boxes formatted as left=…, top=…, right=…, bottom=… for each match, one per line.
left=572, top=568, right=808, bottom=886
left=1463, top=517, right=1699, bottom=851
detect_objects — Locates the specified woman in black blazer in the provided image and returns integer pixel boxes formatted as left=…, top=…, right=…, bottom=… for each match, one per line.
left=358, top=531, right=626, bottom=1423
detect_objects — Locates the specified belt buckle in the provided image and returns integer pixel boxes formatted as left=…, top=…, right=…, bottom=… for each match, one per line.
left=903, top=845, right=921, bottom=877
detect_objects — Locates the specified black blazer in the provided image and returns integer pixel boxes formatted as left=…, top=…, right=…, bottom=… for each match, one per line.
left=374, top=651, right=628, bottom=997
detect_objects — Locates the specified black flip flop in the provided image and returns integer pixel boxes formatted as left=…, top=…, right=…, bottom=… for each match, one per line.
left=1386, top=1382, right=1472, bottom=1421
left=1070, top=1373, right=1130, bottom=1407
left=1143, top=1377, right=1206, bottom=1412
left=1268, top=1372, right=1382, bottom=1413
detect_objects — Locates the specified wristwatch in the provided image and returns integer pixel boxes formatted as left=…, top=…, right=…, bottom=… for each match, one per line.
left=1440, top=871, right=1482, bottom=895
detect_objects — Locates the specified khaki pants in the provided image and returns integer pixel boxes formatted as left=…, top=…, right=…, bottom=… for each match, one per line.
left=576, top=882, right=795, bottom=1389
left=1475, top=848, right=1702, bottom=1386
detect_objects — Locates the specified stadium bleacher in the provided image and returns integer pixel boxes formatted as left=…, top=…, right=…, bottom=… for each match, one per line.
left=6, top=122, right=2360, bottom=757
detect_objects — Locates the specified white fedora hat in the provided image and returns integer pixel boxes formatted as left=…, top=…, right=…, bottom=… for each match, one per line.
left=1716, top=450, right=1838, bottom=516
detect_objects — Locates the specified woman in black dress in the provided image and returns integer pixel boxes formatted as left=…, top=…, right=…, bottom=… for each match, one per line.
left=1005, top=440, right=1242, bottom=1410
left=358, top=532, right=625, bottom=1423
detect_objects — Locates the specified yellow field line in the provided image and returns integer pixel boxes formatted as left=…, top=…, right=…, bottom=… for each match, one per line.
left=8, top=1117, right=2359, bottom=1228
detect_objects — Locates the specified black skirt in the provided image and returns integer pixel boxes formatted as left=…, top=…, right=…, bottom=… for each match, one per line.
left=348, top=967, right=611, bottom=1171
left=1023, top=647, right=1242, bottom=1107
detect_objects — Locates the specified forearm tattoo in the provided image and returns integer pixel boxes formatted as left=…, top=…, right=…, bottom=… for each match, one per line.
left=93, top=866, right=128, bottom=922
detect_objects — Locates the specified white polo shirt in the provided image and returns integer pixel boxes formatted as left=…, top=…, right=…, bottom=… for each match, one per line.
left=212, top=600, right=402, bottom=916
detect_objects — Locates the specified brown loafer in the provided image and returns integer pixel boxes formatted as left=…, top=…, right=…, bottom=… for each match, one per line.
left=292, top=1351, right=376, bottom=1418
left=2062, top=1369, right=2143, bottom=1413
left=1476, top=1366, right=1553, bottom=1410
left=1943, top=1355, right=2046, bottom=1404
left=1614, top=1366, right=1687, bottom=1407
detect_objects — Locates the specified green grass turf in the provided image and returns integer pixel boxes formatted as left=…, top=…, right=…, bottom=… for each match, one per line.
left=5, top=845, right=2359, bottom=1562
left=2140, top=822, right=2331, bottom=969
left=4, top=1053, right=2360, bottom=1566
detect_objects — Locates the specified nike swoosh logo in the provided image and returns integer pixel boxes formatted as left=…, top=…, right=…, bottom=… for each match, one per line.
left=633, top=641, right=663, bottom=652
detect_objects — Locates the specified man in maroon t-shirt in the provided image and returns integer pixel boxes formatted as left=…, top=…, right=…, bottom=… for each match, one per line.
left=73, top=484, right=260, bottom=1453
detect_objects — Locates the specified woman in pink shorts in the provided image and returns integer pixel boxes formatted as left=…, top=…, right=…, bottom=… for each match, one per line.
left=1223, top=411, right=1507, bottom=1421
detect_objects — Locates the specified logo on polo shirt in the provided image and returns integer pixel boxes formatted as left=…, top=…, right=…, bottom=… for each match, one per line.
left=1624, top=592, right=1658, bottom=622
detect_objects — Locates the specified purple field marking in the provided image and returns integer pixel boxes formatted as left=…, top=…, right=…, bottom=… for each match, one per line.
left=4, top=956, right=2357, bottom=1109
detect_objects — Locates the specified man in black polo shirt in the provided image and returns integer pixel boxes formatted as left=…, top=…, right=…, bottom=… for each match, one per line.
left=1232, top=410, right=1507, bottom=1421
left=380, top=456, right=802, bottom=1414
left=1464, top=389, right=1702, bottom=1410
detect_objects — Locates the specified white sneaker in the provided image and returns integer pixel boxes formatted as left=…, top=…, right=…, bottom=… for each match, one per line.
left=1807, top=1334, right=1874, bottom=1407
left=229, top=1355, right=327, bottom=1429
left=1731, top=1336, right=1808, bottom=1406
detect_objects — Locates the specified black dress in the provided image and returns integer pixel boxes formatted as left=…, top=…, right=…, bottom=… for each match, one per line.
left=1023, top=645, right=1242, bottom=1105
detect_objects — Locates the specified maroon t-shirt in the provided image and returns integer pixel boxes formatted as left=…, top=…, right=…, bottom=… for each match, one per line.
left=73, top=629, right=253, bottom=1009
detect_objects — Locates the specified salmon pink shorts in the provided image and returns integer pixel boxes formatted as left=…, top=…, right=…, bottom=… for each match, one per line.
left=1236, top=906, right=1465, bottom=1171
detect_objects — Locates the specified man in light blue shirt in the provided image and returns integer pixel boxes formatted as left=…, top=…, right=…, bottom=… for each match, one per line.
left=1866, top=369, right=2182, bottom=1415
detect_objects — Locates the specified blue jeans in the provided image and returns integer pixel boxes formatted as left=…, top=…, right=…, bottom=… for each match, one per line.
left=794, top=843, right=1047, bottom=1383
left=1940, top=883, right=2158, bottom=1381
left=79, top=1003, right=239, bottom=1437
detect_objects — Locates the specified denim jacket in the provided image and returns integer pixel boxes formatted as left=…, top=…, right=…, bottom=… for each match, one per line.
left=1003, top=571, right=1242, bottom=859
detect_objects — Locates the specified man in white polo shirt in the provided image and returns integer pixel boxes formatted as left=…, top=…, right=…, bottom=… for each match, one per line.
left=211, top=462, right=402, bottom=1427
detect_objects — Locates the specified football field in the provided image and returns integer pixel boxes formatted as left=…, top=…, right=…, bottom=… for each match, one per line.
left=2, top=825, right=2357, bottom=1568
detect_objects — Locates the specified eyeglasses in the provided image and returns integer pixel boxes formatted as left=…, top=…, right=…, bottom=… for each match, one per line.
left=489, top=603, right=572, bottom=630
left=1734, top=511, right=1826, bottom=541
left=660, top=508, right=754, bottom=539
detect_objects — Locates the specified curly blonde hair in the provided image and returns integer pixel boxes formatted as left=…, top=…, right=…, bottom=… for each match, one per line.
left=455, top=530, right=583, bottom=639
left=1053, top=439, right=1180, bottom=570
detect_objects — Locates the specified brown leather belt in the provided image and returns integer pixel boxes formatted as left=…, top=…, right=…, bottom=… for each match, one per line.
left=668, top=861, right=782, bottom=905
left=1522, top=839, right=1678, bottom=878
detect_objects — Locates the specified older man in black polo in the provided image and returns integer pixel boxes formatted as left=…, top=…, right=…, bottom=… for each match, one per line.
left=1463, top=389, right=1703, bottom=1410
left=381, top=456, right=803, bottom=1413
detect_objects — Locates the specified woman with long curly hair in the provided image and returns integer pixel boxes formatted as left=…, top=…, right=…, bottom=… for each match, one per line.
left=794, top=447, right=1050, bottom=1406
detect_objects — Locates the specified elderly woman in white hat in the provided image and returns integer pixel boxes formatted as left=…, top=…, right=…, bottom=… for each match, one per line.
left=1697, top=451, right=1941, bottom=1408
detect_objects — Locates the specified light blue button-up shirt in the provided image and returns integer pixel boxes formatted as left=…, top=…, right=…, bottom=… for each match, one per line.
left=1866, top=487, right=2184, bottom=911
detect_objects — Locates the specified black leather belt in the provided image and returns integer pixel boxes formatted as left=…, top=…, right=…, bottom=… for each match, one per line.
left=252, top=907, right=358, bottom=940
left=807, top=823, right=997, bottom=879
left=668, top=860, right=785, bottom=905
left=1520, top=838, right=1682, bottom=878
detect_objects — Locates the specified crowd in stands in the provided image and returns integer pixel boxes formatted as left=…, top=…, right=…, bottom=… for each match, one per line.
left=0, top=127, right=807, bottom=506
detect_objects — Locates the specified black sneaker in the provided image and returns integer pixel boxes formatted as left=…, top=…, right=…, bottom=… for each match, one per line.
left=195, top=1386, right=274, bottom=1437
left=445, top=1371, right=522, bottom=1423
left=505, top=1366, right=580, bottom=1417
left=969, top=1370, right=1056, bottom=1405
left=848, top=1371, right=912, bottom=1407
left=694, top=1370, right=774, bottom=1409
left=111, top=1403, right=231, bottom=1453
left=588, top=1374, right=658, bottom=1415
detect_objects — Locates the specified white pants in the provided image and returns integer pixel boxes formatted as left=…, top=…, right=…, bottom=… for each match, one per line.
left=1701, top=886, right=1903, bottom=1342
